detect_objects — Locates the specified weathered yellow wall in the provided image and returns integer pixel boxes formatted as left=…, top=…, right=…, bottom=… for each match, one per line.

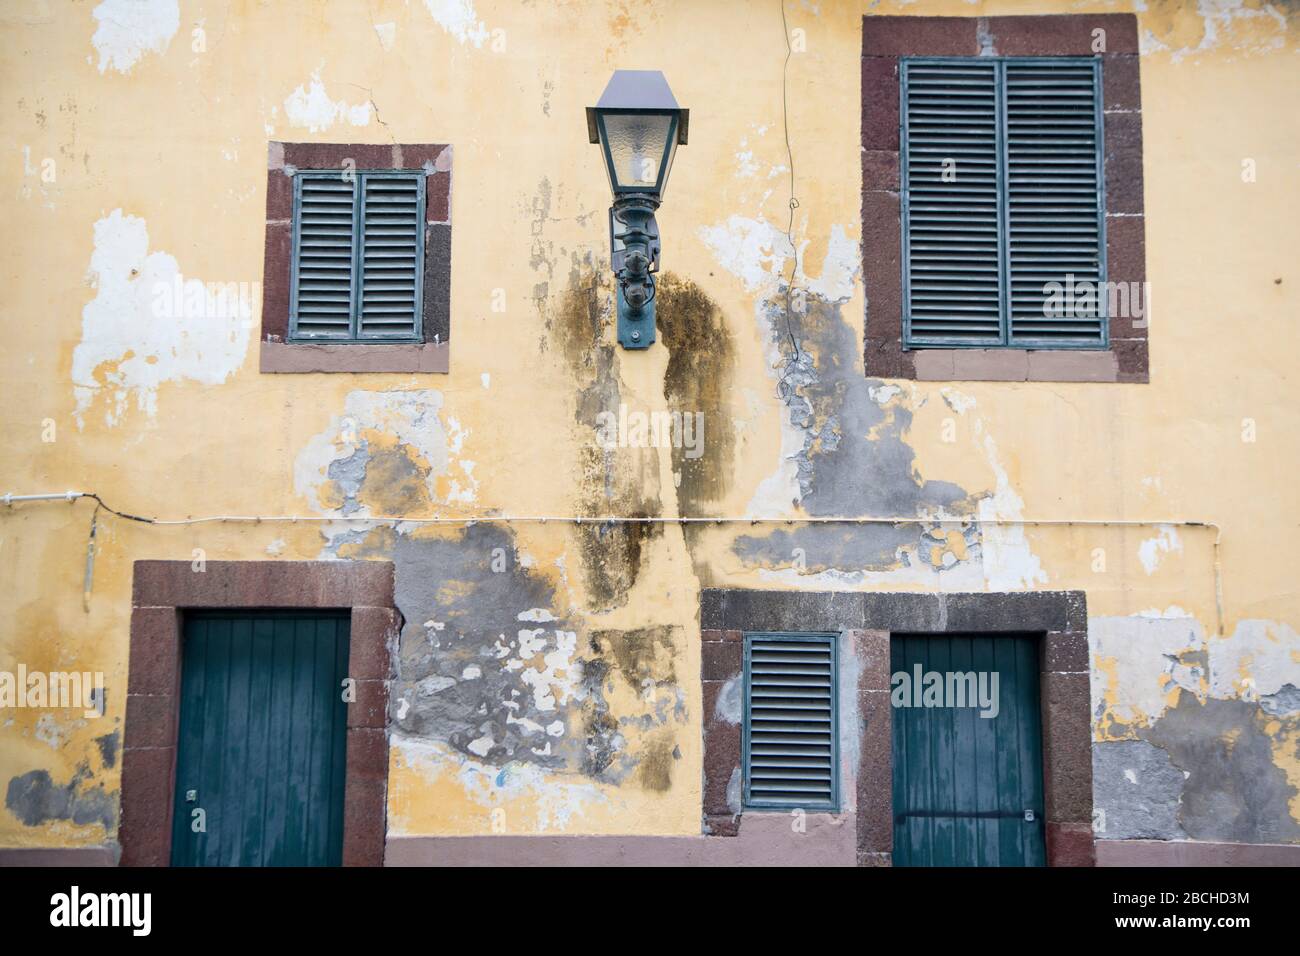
left=1, top=0, right=1297, bottom=849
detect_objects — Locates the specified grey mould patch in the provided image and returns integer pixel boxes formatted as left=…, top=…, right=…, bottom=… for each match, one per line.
left=94, top=731, right=120, bottom=769
left=1261, top=683, right=1300, bottom=718
left=326, top=441, right=371, bottom=515
left=1095, top=682, right=1300, bottom=844
left=1092, top=740, right=1187, bottom=840
left=6, top=766, right=116, bottom=830
left=735, top=290, right=974, bottom=574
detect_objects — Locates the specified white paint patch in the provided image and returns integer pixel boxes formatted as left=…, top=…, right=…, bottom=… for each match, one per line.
left=868, top=384, right=902, bottom=406
left=422, top=0, right=489, bottom=47
left=92, top=0, right=179, bottom=74
left=1091, top=614, right=1207, bottom=729
left=461, top=665, right=482, bottom=680
left=1092, top=614, right=1300, bottom=726
left=293, top=389, right=450, bottom=514
left=517, top=608, right=556, bottom=623
left=519, top=630, right=579, bottom=713
left=806, top=224, right=859, bottom=304
left=481, top=372, right=491, bottom=389
left=373, top=21, right=397, bottom=51
left=283, top=75, right=372, bottom=132
left=265, top=538, right=285, bottom=556
left=698, top=215, right=792, bottom=294
left=1207, top=619, right=1300, bottom=701
left=975, top=423, right=1047, bottom=591
left=1137, top=525, right=1182, bottom=575
left=72, top=210, right=252, bottom=429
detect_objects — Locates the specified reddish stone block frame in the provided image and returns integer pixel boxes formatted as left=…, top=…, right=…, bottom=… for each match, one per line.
left=700, top=589, right=1095, bottom=866
left=119, top=560, right=400, bottom=867
left=260, top=142, right=452, bottom=374
left=862, top=14, right=1148, bottom=383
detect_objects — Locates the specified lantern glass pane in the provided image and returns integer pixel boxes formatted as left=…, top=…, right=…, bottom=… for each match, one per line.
left=602, top=113, right=673, bottom=190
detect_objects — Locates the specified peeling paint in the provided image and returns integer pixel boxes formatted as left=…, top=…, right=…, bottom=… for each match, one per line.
left=283, top=74, right=372, bottom=132
left=91, top=0, right=178, bottom=75
left=71, top=210, right=252, bottom=428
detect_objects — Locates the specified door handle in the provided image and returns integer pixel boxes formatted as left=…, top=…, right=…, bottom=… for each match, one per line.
left=1023, top=809, right=1035, bottom=822
left=185, top=789, right=198, bottom=803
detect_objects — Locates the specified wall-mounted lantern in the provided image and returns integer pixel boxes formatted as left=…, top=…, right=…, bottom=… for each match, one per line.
left=587, top=70, right=688, bottom=349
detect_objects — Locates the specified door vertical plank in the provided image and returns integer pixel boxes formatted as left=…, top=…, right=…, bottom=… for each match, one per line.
left=243, top=616, right=275, bottom=866
left=327, top=617, right=351, bottom=865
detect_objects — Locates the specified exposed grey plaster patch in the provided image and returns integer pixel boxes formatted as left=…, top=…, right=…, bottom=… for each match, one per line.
left=326, top=441, right=371, bottom=515
left=726, top=766, right=743, bottom=815
left=383, top=523, right=586, bottom=769
left=1261, top=683, right=1300, bottom=718
left=1142, top=695, right=1300, bottom=844
left=94, top=731, right=120, bottom=769
left=769, top=293, right=971, bottom=517
left=737, top=290, right=977, bottom=575
left=5, top=767, right=116, bottom=830
left=715, top=676, right=742, bottom=725
left=347, top=522, right=677, bottom=785
left=735, top=523, right=961, bottom=574
left=1092, top=740, right=1187, bottom=840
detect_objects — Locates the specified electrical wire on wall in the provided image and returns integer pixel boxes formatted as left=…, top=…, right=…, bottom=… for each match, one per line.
left=1, top=491, right=1227, bottom=641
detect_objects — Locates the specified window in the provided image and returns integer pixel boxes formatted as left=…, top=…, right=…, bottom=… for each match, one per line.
left=742, top=633, right=839, bottom=811
left=902, top=58, right=1105, bottom=350
left=260, top=142, right=452, bottom=374
left=291, top=171, right=426, bottom=343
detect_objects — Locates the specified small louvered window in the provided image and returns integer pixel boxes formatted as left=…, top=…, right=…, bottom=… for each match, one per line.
left=290, top=171, right=425, bottom=342
left=743, top=633, right=839, bottom=811
left=901, top=58, right=1106, bottom=349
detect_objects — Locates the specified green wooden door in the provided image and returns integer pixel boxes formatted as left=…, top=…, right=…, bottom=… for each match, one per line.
left=891, top=634, right=1046, bottom=867
left=170, top=612, right=351, bottom=867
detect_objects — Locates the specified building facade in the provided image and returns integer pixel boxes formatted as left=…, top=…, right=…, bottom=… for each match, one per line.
left=1, top=0, right=1298, bottom=866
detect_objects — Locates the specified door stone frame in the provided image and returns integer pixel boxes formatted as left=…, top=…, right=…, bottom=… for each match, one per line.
left=120, top=560, right=400, bottom=867
left=700, top=589, right=1094, bottom=866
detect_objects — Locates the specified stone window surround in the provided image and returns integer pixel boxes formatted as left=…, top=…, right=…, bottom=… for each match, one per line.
left=260, top=142, right=452, bottom=374
left=702, top=589, right=1095, bottom=866
left=862, top=14, right=1148, bottom=383
left=119, top=560, right=399, bottom=867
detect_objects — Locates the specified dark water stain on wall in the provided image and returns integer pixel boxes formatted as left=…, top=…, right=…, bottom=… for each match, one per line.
left=656, top=273, right=736, bottom=513
left=636, top=731, right=679, bottom=792
left=590, top=626, right=678, bottom=691
left=94, top=731, right=119, bottom=769
left=5, top=765, right=116, bottom=830
left=549, top=262, right=664, bottom=611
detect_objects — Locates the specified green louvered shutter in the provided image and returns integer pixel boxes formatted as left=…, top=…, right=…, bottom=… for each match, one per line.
left=1005, top=60, right=1106, bottom=346
left=292, top=174, right=357, bottom=339
left=291, top=171, right=424, bottom=341
left=358, top=173, right=425, bottom=340
left=743, top=633, right=839, bottom=810
left=901, top=58, right=1107, bottom=350
left=901, top=60, right=1004, bottom=346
